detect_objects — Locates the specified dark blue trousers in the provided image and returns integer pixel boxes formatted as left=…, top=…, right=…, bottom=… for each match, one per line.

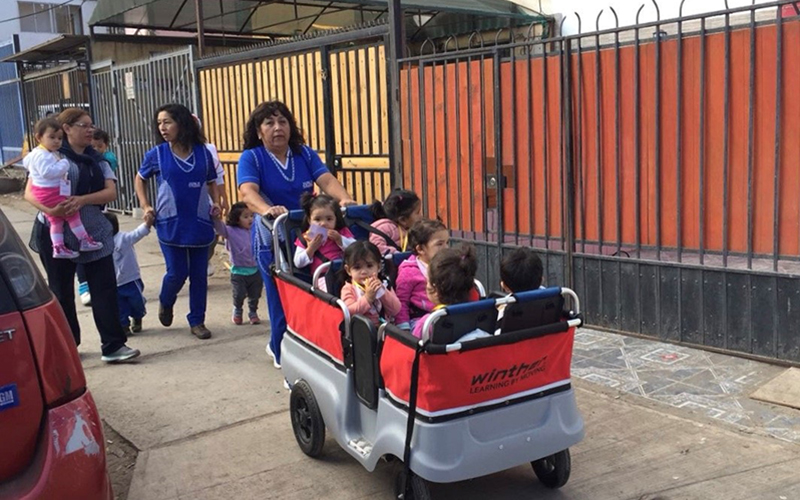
left=118, top=279, right=146, bottom=328
left=253, top=219, right=286, bottom=363
left=159, top=243, right=210, bottom=327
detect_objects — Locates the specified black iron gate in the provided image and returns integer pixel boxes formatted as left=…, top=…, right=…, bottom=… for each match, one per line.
left=194, top=22, right=393, bottom=205
left=399, top=0, right=800, bottom=363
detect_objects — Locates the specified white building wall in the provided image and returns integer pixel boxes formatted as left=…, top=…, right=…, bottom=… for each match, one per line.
left=0, top=0, right=97, bottom=50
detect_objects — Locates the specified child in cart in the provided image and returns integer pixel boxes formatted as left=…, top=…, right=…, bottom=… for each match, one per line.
left=24, top=117, right=103, bottom=259
left=213, top=202, right=263, bottom=325
left=341, top=241, right=401, bottom=326
left=369, top=189, right=422, bottom=255
left=497, top=248, right=544, bottom=322
left=294, top=193, right=355, bottom=283
left=395, top=219, right=449, bottom=330
left=412, top=245, right=490, bottom=341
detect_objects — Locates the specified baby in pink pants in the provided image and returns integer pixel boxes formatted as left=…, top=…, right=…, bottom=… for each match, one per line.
left=24, top=117, right=102, bottom=259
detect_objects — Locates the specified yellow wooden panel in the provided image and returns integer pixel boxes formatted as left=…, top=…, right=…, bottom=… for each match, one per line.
left=315, top=51, right=325, bottom=153
left=223, top=66, right=234, bottom=151
left=267, top=59, right=277, bottom=100
left=306, top=52, right=318, bottom=151
left=218, top=152, right=241, bottom=162
left=378, top=45, right=389, bottom=155
left=330, top=53, right=342, bottom=155
left=348, top=50, right=360, bottom=156
left=340, top=51, right=352, bottom=155
left=208, top=69, right=219, bottom=149
left=358, top=48, right=370, bottom=155
left=297, top=54, right=308, bottom=143
left=368, top=46, right=380, bottom=154
left=339, top=157, right=390, bottom=169
left=283, top=57, right=292, bottom=105
left=231, top=65, right=242, bottom=152
left=210, top=68, right=221, bottom=151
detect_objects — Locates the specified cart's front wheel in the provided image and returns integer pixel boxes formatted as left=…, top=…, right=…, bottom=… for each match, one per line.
left=531, top=449, right=571, bottom=489
left=290, top=380, right=325, bottom=457
left=394, top=470, right=430, bottom=500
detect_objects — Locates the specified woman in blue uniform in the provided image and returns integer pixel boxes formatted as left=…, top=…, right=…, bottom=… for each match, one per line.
left=238, top=100, right=355, bottom=368
left=134, top=104, right=221, bottom=339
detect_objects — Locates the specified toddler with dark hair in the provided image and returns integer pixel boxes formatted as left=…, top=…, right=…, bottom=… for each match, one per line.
left=213, top=202, right=263, bottom=325
left=500, top=247, right=544, bottom=294
left=294, top=192, right=354, bottom=275
left=340, top=241, right=401, bottom=326
left=412, top=245, right=485, bottom=340
left=369, top=189, right=422, bottom=255
left=105, top=212, right=152, bottom=334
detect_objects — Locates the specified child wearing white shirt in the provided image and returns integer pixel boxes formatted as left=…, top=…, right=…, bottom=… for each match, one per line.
left=24, top=117, right=102, bottom=259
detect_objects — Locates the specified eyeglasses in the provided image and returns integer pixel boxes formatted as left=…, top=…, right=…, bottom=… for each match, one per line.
left=71, top=122, right=95, bottom=130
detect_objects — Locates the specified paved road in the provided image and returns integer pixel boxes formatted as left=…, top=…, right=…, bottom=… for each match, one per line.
left=3, top=195, right=799, bottom=500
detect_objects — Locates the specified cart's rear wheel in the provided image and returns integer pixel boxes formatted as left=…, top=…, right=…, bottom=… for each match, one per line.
left=393, top=470, right=430, bottom=500
left=290, top=380, right=325, bottom=457
left=531, top=449, right=571, bottom=489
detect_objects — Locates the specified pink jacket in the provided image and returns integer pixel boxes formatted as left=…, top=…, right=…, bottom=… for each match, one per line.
left=395, top=255, right=432, bottom=327
left=369, top=218, right=403, bottom=255
left=341, top=281, right=401, bottom=326
left=295, top=227, right=354, bottom=273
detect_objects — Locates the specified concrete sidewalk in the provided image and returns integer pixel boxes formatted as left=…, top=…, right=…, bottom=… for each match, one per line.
left=3, top=195, right=800, bottom=500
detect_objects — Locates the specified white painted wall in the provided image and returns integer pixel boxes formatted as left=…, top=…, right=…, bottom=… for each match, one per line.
left=515, top=0, right=782, bottom=35
left=0, top=0, right=97, bottom=50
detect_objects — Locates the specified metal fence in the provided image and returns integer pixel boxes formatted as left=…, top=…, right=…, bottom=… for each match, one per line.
left=195, top=23, right=393, bottom=205
left=92, top=48, right=197, bottom=213
left=398, top=0, right=800, bottom=363
left=0, top=39, right=24, bottom=164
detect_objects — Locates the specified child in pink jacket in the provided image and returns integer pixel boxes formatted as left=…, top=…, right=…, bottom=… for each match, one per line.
left=395, top=219, right=449, bottom=330
left=369, top=189, right=422, bottom=255
left=341, top=241, right=401, bottom=326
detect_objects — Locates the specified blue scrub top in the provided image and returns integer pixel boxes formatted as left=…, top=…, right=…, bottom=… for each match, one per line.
left=139, top=142, right=217, bottom=247
left=237, top=144, right=330, bottom=211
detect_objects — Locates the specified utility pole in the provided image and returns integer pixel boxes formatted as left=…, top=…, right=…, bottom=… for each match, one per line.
left=195, top=0, right=206, bottom=57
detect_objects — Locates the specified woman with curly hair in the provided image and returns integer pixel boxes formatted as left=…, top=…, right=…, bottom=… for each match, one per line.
left=238, top=100, right=355, bottom=368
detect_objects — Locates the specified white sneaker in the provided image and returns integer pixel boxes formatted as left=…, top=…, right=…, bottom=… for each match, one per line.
left=207, top=262, right=216, bottom=277
left=265, top=343, right=281, bottom=369
left=283, top=379, right=290, bottom=390
left=101, top=345, right=141, bottom=363
left=80, top=291, right=92, bottom=306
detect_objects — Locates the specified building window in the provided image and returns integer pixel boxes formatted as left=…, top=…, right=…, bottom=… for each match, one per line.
left=18, top=2, right=83, bottom=35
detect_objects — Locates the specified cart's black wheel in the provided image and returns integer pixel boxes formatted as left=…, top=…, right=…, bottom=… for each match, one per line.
left=393, top=470, right=431, bottom=500
left=531, top=449, right=571, bottom=489
left=289, top=380, right=325, bottom=457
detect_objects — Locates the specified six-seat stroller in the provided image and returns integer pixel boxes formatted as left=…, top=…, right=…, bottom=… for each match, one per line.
left=266, top=207, right=584, bottom=499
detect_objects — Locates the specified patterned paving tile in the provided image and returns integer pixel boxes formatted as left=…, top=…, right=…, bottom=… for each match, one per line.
left=573, top=328, right=800, bottom=444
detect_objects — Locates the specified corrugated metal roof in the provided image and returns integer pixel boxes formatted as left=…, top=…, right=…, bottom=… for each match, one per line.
left=89, top=0, right=546, bottom=38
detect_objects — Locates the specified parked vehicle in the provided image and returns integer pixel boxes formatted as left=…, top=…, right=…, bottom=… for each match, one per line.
left=0, top=208, right=113, bottom=500
left=268, top=208, right=584, bottom=499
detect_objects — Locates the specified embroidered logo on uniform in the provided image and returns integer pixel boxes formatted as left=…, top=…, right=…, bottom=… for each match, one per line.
left=188, top=181, right=201, bottom=188
left=302, top=181, right=313, bottom=189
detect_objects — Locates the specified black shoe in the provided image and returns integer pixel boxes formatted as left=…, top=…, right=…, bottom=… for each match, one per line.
left=190, top=324, right=212, bottom=340
left=158, top=304, right=173, bottom=327
left=131, top=317, right=142, bottom=333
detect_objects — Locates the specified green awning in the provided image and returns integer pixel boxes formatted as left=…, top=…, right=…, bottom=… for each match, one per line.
left=89, top=0, right=548, bottom=39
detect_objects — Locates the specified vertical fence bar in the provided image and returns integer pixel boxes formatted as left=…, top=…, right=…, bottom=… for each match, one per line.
left=493, top=49, right=504, bottom=251
left=466, top=48, right=476, bottom=239
left=722, top=10, right=731, bottom=268
left=321, top=45, right=336, bottom=172
left=527, top=40, right=535, bottom=246
left=746, top=6, right=756, bottom=270
left=654, top=12, right=662, bottom=262
left=454, top=53, right=463, bottom=232
left=405, top=58, right=415, bottom=191
left=772, top=8, right=783, bottom=272
left=443, top=46, right=451, bottom=226
left=543, top=37, right=551, bottom=252
left=431, top=54, right=439, bottom=219
left=563, top=35, right=575, bottom=287
left=418, top=59, right=429, bottom=214
left=613, top=11, right=621, bottom=258
left=676, top=13, right=683, bottom=263
left=480, top=49, right=488, bottom=235
left=699, top=16, right=706, bottom=266
left=594, top=19, right=603, bottom=257
left=575, top=23, right=585, bottom=254
left=634, top=8, right=642, bottom=260
left=510, top=38, right=519, bottom=246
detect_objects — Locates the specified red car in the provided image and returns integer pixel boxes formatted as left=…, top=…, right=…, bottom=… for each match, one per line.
left=0, top=208, right=112, bottom=499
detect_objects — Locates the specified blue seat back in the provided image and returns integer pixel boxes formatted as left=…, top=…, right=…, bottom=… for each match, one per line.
left=500, top=287, right=565, bottom=333
left=430, top=299, right=499, bottom=344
